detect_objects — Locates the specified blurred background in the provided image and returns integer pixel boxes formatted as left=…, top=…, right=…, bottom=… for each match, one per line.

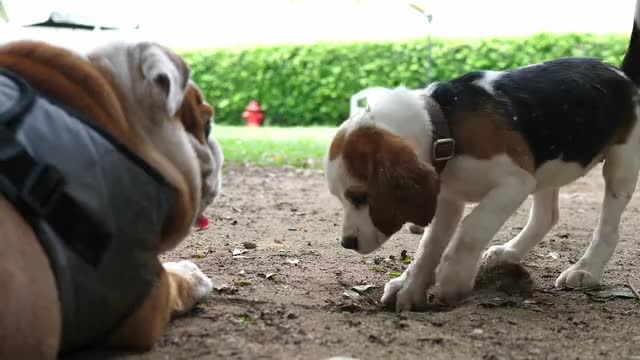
left=0, top=0, right=635, bottom=49
left=1, top=0, right=636, bottom=167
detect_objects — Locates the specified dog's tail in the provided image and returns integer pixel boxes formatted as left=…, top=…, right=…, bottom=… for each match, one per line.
left=621, top=0, right=640, bottom=84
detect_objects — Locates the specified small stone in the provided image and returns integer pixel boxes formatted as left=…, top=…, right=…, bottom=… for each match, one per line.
left=243, top=242, right=257, bottom=249
left=409, top=224, right=425, bottom=234
left=286, top=312, right=298, bottom=319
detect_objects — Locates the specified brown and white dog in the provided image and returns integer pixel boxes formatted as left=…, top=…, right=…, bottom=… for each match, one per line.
left=325, top=3, right=640, bottom=311
left=0, top=40, right=222, bottom=357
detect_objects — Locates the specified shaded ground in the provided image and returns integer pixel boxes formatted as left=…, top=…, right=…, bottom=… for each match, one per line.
left=126, top=164, right=640, bottom=359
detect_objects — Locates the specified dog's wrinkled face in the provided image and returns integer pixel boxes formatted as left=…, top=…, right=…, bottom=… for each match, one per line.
left=176, top=82, right=224, bottom=215
left=324, top=110, right=440, bottom=254
left=86, top=41, right=222, bottom=247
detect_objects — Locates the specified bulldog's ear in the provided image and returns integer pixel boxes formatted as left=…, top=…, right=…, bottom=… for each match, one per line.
left=138, top=43, right=190, bottom=116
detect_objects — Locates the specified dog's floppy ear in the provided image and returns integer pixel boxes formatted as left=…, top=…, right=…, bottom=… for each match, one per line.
left=344, top=126, right=440, bottom=236
left=138, top=42, right=190, bottom=116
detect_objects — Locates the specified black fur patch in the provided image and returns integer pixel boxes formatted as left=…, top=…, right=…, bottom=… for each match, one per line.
left=431, top=58, right=637, bottom=168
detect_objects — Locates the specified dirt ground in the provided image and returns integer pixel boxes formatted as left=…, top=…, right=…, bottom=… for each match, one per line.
left=98, top=163, right=640, bottom=359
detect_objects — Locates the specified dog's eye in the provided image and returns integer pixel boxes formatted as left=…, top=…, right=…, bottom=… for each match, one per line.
left=345, top=189, right=368, bottom=208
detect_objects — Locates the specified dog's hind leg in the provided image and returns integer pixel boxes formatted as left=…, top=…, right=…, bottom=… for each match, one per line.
left=556, top=140, right=640, bottom=288
left=482, top=188, right=559, bottom=268
left=0, top=198, right=61, bottom=360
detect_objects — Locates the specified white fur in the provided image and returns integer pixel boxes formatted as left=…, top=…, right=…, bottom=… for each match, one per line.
left=325, top=87, right=434, bottom=254
left=473, top=71, right=504, bottom=95
left=163, top=260, right=214, bottom=313
left=87, top=41, right=205, bottom=228
left=324, top=86, right=640, bottom=310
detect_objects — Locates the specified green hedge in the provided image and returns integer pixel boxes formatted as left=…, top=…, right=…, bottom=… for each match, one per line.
left=180, top=33, right=629, bottom=126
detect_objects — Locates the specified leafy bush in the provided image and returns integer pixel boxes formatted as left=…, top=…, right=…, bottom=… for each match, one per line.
left=180, top=33, right=629, bottom=126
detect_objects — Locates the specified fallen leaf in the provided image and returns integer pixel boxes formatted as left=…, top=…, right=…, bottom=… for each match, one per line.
left=238, top=314, right=252, bottom=325
left=258, top=272, right=276, bottom=280
left=232, top=248, right=248, bottom=256
left=342, top=290, right=361, bottom=299
left=287, top=258, right=300, bottom=265
left=233, top=279, right=252, bottom=286
left=351, top=285, right=377, bottom=293
left=371, top=266, right=386, bottom=273
left=584, top=287, right=637, bottom=301
left=478, top=297, right=518, bottom=308
left=387, top=271, right=402, bottom=278
left=213, top=284, right=238, bottom=293
left=193, top=249, right=209, bottom=258
left=400, top=250, right=413, bottom=264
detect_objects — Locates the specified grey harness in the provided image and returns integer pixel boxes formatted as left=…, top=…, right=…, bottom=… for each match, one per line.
left=0, top=69, right=176, bottom=353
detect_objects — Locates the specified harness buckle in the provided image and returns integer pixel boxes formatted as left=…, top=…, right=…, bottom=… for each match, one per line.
left=21, top=163, right=65, bottom=217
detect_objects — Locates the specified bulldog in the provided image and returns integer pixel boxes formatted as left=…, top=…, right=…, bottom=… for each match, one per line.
left=0, top=40, right=223, bottom=358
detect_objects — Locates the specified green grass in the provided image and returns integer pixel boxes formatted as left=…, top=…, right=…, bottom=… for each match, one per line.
left=212, top=125, right=337, bottom=168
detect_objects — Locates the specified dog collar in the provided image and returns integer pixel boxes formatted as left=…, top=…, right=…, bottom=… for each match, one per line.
left=425, top=96, right=455, bottom=173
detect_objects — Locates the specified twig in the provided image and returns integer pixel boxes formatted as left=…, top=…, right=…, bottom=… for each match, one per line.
left=626, top=278, right=640, bottom=301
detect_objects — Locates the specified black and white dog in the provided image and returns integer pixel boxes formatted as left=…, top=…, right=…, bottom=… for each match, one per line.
left=325, top=1, right=640, bottom=310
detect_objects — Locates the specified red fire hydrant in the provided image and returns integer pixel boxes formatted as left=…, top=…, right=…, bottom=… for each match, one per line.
left=242, top=100, right=265, bottom=127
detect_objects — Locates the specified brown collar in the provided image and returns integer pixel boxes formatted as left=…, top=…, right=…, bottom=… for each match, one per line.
left=425, top=96, right=455, bottom=173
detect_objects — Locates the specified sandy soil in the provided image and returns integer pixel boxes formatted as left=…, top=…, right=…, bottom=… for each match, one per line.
left=80, top=163, right=640, bottom=360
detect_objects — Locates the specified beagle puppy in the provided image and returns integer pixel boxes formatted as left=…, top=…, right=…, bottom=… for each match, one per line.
left=325, top=3, right=640, bottom=311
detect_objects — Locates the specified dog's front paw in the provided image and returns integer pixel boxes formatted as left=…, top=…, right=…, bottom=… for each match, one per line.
left=164, top=260, right=214, bottom=308
left=434, top=259, right=476, bottom=305
left=555, top=263, right=601, bottom=289
left=482, top=245, right=521, bottom=269
left=380, top=271, right=431, bottom=312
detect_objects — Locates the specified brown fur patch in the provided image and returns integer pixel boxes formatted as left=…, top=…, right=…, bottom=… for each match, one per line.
left=329, top=128, right=347, bottom=161
left=342, top=126, right=440, bottom=236
left=0, top=41, right=136, bottom=148
left=175, top=84, right=213, bottom=145
left=448, top=107, right=536, bottom=173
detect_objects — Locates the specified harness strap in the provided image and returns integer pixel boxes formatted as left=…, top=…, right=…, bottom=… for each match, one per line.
left=0, top=69, right=111, bottom=266
left=0, top=69, right=117, bottom=350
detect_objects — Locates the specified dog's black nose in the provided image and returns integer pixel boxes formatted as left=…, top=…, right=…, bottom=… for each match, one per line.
left=341, top=235, right=358, bottom=250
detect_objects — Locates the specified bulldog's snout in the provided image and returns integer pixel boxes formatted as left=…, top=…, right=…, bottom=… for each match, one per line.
left=341, top=235, right=358, bottom=250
